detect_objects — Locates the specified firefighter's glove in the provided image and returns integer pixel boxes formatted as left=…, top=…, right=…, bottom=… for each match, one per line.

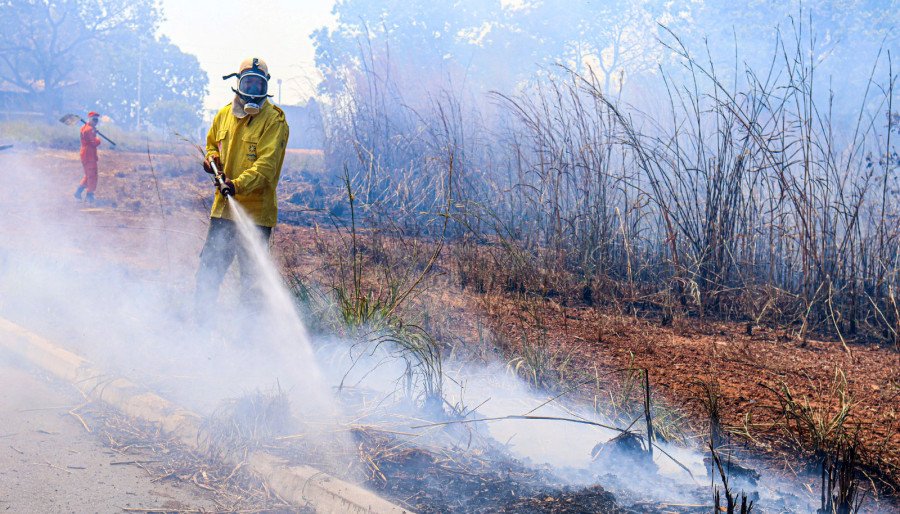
left=203, top=155, right=222, bottom=174
left=219, top=177, right=236, bottom=197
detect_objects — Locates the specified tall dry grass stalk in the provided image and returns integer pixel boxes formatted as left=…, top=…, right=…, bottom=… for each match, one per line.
left=322, top=21, right=899, bottom=349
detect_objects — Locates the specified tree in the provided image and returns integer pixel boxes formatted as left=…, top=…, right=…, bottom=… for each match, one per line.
left=74, top=33, right=207, bottom=130
left=314, top=0, right=899, bottom=101
left=312, top=0, right=518, bottom=97
left=0, top=0, right=156, bottom=115
left=0, top=0, right=206, bottom=131
left=313, top=1, right=701, bottom=99
left=515, top=1, right=694, bottom=94
left=146, top=98, right=197, bottom=136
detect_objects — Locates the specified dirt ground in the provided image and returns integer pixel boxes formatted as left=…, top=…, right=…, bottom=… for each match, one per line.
left=2, top=145, right=898, bottom=509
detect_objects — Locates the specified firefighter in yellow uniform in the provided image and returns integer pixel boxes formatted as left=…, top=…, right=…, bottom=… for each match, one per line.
left=195, top=57, right=290, bottom=315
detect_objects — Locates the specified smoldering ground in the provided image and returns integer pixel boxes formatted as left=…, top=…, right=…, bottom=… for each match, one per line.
left=313, top=333, right=830, bottom=512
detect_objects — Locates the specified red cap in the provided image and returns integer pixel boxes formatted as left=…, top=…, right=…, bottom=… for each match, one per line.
left=88, top=111, right=99, bottom=118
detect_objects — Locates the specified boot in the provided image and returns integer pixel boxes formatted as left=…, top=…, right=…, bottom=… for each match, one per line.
left=74, top=186, right=85, bottom=200
left=85, top=192, right=95, bottom=204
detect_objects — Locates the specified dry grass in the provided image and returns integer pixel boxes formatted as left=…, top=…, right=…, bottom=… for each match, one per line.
left=77, top=401, right=302, bottom=513
left=200, top=387, right=293, bottom=461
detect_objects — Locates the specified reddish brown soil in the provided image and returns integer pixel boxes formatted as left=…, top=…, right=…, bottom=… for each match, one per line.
left=480, top=296, right=899, bottom=489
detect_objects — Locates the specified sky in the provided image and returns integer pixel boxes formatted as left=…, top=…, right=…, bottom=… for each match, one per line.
left=158, top=0, right=336, bottom=111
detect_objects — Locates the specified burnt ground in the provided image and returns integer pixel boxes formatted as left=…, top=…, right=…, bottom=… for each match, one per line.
left=81, top=395, right=627, bottom=514
left=2, top=147, right=899, bottom=510
left=349, top=428, right=621, bottom=513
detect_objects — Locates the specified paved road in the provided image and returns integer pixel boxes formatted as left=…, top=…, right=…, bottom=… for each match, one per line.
left=0, top=361, right=220, bottom=514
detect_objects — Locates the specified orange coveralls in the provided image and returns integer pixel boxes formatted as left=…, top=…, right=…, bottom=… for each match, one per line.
left=79, top=124, right=101, bottom=192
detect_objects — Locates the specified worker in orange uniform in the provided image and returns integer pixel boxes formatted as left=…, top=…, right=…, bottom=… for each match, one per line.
left=74, top=111, right=102, bottom=203
left=194, top=57, right=289, bottom=316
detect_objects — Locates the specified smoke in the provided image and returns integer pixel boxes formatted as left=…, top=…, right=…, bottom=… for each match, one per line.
left=310, top=331, right=830, bottom=510
left=0, top=153, right=383, bottom=502
left=0, top=149, right=883, bottom=512
left=0, top=150, right=346, bottom=448
left=227, top=200, right=334, bottom=415
left=301, top=302, right=825, bottom=509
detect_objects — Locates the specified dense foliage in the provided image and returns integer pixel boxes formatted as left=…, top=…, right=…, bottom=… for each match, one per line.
left=0, top=0, right=206, bottom=132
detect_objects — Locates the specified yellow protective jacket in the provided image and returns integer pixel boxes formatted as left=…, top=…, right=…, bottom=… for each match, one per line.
left=205, top=101, right=289, bottom=227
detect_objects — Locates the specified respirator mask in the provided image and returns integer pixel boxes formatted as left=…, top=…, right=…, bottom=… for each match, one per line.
left=223, top=58, right=272, bottom=117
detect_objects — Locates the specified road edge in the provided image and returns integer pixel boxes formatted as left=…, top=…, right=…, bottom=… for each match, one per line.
left=0, top=316, right=411, bottom=514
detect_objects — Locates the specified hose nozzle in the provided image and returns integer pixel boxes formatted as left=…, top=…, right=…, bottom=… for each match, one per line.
left=208, top=159, right=233, bottom=197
